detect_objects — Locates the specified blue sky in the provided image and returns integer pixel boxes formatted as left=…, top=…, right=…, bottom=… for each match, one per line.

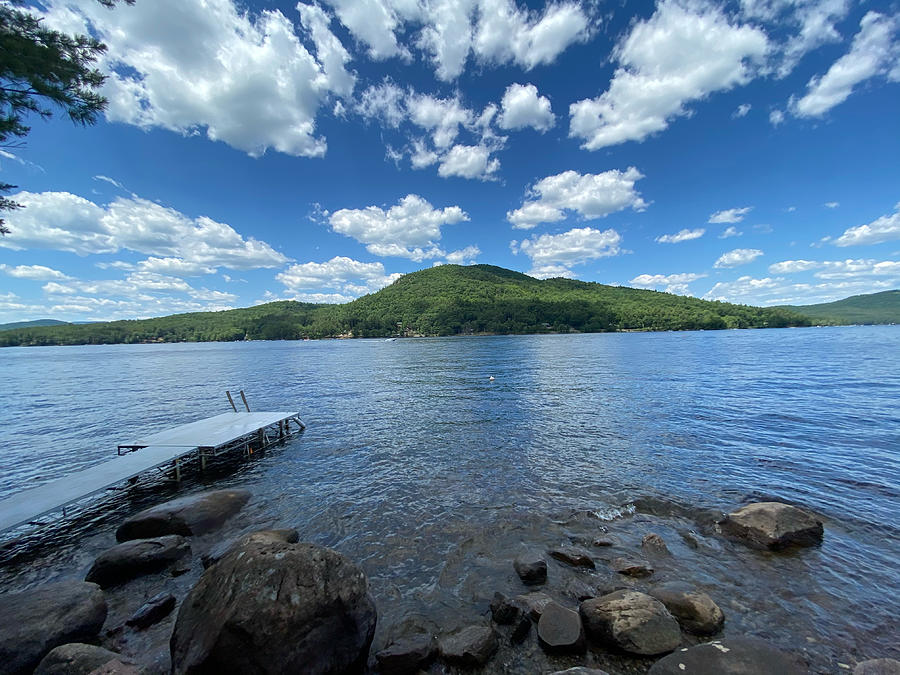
left=1, top=0, right=899, bottom=322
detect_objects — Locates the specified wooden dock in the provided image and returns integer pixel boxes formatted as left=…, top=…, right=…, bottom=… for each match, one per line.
left=0, top=409, right=304, bottom=534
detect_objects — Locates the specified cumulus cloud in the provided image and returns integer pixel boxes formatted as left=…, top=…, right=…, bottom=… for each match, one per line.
left=768, top=258, right=900, bottom=278
left=329, top=194, right=469, bottom=260
left=704, top=274, right=899, bottom=306
left=507, top=167, right=647, bottom=230
left=437, top=144, right=500, bottom=180
left=0, top=191, right=287, bottom=271
left=733, top=103, right=752, bottom=118
left=512, top=226, right=623, bottom=278
left=769, top=109, right=786, bottom=125
left=629, top=272, right=707, bottom=295
left=789, top=12, right=899, bottom=118
left=569, top=1, right=768, bottom=150
left=714, top=248, right=764, bottom=268
left=709, top=206, right=752, bottom=224
left=498, top=83, right=555, bottom=131
left=445, top=245, right=481, bottom=264
left=276, top=256, right=402, bottom=301
left=834, top=203, right=900, bottom=246
left=0, top=264, right=72, bottom=280
left=720, top=226, right=742, bottom=238
left=656, top=228, right=705, bottom=244
left=42, top=0, right=354, bottom=158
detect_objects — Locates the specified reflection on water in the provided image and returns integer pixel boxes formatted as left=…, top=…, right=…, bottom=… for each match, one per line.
left=1, top=327, right=899, bottom=672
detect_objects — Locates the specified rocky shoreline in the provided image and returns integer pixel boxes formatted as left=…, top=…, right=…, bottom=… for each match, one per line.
left=1, top=490, right=897, bottom=675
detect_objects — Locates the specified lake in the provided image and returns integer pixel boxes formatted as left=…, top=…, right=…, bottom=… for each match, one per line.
left=1, top=327, right=898, bottom=672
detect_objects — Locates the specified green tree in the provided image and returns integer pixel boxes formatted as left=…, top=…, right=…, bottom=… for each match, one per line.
left=0, top=0, right=133, bottom=233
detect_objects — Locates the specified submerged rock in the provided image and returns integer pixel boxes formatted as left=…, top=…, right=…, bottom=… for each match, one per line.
left=126, top=592, right=176, bottom=630
left=86, top=536, right=190, bottom=588
left=855, top=659, right=900, bottom=675
left=649, top=582, right=724, bottom=635
left=0, top=580, right=107, bottom=675
left=718, top=501, right=823, bottom=550
left=648, top=636, right=803, bottom=674
left=116, top=489, right=251, bottom=542
left=514, top=555, right=548, bottom=584
left=170, top=530, right=376, bottom=674
left=34, top=644, right=135, bottom=675
left=611, top=557, right=654, bottom=577
left=515, top=591, right=555, bottom=621
left=537, top=602, right=585, bottom=653
left=490, top=592, right=524, bottom=625
left=375, top=634, right=436, bottom=675
left=550, top=546, right=596, bottom=569
left=642, top=533, right=670, bottom=556
left=580, top=590, right=681, bottom=656
left=438, top=626, right=497, bottom=668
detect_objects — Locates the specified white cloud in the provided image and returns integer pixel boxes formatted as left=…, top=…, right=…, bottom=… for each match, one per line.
left=276, top=256, right=402, bottom=300
left=136, top=257, right=217, bottom=276
left=0, top=264, right=71, bottom=280
left=769, top=109, right=786, bottom=125
left=512, top=226, right=623, bottom=278
left=656, top=228, right=705, bottom=244
left=43, top=0, right=355, bottom=158
left=834, top=202, right=900, bottom=246
left=498, top=83, right=555, bottom=132
left=569, top=0, right=768, bottom=149
left=703, top=274, right=899, bottom=306
left=445, top=245, right=481, bottom=264
left=629, top=272, right=707, bottom=295
left=92, top=175, right=127, bottom=191
left=709, top=206, right=752, bottom=223
left=714, top=248, right=764, bottom=268
left=0, top=191, right=288, bottom=271
left=507, top=167, right=647, bottom=230
left=824, top=201, right=840, bottom=209
left=768, top=258, right=900, bottom=278
left=407, top=92, right=473, bottom=149
left=720, top=226, right=742, bottom=238
left=329, top=194, right=469, bottom=260
left=437, top=144, right=500, bottom=180
left=789, top=12, right=899, bottom=118
left=733, top=103, right=752, bottom=118
left=356, top=80, right=407, bottom=127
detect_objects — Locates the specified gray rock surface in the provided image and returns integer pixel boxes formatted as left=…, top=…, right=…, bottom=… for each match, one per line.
left=642, top=533, right=670, bottom=555
left=375, top=634, right=435, bottom=675
left=490, top=592, right=524, bottom=625
left=438, top=626, right=497, bottom=668
left=855, top=659, right=900, bottom=675
left=580, top=590, right=681, bottom=656
left=34, top=644, right=133, bottom=675
left=648, top=636, right=803, bottom=674
left=199, top=528, right=298, bottom=569
left=126, top=592, right=176, bottom=630
left=514, top=555, right=548, bottom=584
left=0, top=580, right=108, bottom=675
left=116, top=489, right=251, bottom=542
left=85, top=536, right=189, bottom=588
left=515, top=591, right=554, bottom=621
left=719, top=501, right=823, bottom=550
left=649, top=582, right=724, bottom=635
left=611, top=557, right=654, bottom=577
left=549, top=546, right=596, bottom=568
left=537, top=602, right=585, bottom=653
left=170, top=529, right=376, bottom=674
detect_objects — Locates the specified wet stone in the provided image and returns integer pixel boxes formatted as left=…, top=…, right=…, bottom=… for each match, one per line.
left=126, top=592, right=176, bottom=630
left=592, top=537, right=616, bottom=547
left=375, top=634, right=436, bottom=675
left=642, top=533, right=670, bottom=555
left=580, top=590, right=681, bottom=656
left=490, top=592, right=523, bottom=625
left=649, top=582, right=724, bottom=635
left=514, top=555, right=548, bottom=585
left=648, top=636, right=804, bottom=674
left=85, top=536, right=190, bottom=588
left=718, top=501, right=823, bottom=550
left=612, top=556, right=654, bottom=577
left=438, top=626, right=498, bottom=668
left=116, top=489, right=251, bottom=542
left=855, top=659, right=900, bottom=675
left=34, top=644, right=133, bottom=675
left=537, top=602, right=585, bottom=654
left=515, top=591, right=554, bottom=621
left=510, top=614, right=532, bottom=644
left=551, top=669, right=611, bottom=675
left=549, top=546, right=596, bottom=569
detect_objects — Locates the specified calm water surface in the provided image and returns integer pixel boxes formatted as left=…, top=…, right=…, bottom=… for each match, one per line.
left=1, top=327, right=898, bottom=672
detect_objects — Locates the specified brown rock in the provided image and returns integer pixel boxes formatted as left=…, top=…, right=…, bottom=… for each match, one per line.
left=642, top=533, right=670, bottom=555
left=855, top=659, right=900, bottom=675
left=438, top=626, right=497, bottom=668
left=537, top=602, right=585, bottom=653
left=86, top=536, right=189, bottom=588
left=649, top=582, right=724, bottom=635
left=514, top=555, right=548, bottom=584
left=648, top=637, right=803, bottom=674
left=34, top=644, right=133, bottom=675
left=719, top=501, right=823, bottom=550
left=116, top=489, right=251, bottom=542
left=580, top=590, right=681, bottom=656
left=611, top=557, right=654, bottom=577
left=375, top=634, right=436, bottom=675
left=549, top=546, right=595, bottom=569
left=515, top=591, right=554, bottom=621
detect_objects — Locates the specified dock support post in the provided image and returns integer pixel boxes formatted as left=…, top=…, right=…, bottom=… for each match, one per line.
left=240, top=390, right=251, bottom=412
left=174, top=458, right=182, bottom=482
left=226, top=391, right=237, bottom=412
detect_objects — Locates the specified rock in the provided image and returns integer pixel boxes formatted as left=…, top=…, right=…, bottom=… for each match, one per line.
left=642, top=533, right=670, bottom=555
left=34, top=644, right=132, bottom=675
left=648, top=636, right=803, bottom=674
left=718, top=501, right=823, bottom=550
left=515, top=591, right=554, bottom=621
left=550, top=546, right=595, bottom=569
left=116, top=489, right=251, bottom=542
left=375, top=634, right=436, bottom=675
left=438, top=626, right=497, bottom=668
left=126, top=592, right=176, bottom=630
left=537, top=602, right=585, bottom=653
left=611, top=557, right=654, bottom=577
left=85, top=659, right=141, bottom=675
left=86, top=536, right=190, bottom=588
left=169, top=530, right=376, bottom=674
left=563, top=577, right=600, bottom=602
left=514, top=555, right=547, bottom=584
left=649, top=582, right=724, bottom=635
left=490, top=592, right=524, bottom=625
left=0, top=581, right=108, bottom=675
left=592, top=537, right=615, bottom=547
left=551, top=669, right=610, bottom=675
left=855, top=659, right=900, bottom=675
left=580, top=590, right=681, bottom=656
left=510, top=614, right=532, bottom=644
left=200, top=528, right=298, bottom=569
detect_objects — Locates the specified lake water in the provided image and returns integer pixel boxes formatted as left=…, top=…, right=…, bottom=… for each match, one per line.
left=1, top=327, right=898, bottom=673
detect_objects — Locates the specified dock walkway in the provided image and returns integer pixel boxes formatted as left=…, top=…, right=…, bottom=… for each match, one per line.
left=0, top=410, right=303, bottom=534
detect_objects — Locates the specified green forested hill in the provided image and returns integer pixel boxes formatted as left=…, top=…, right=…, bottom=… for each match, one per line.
left=0, top=318, right=69, bottom=331
left=0, top=264, right=811, bottom=347
left=784, top=290, right=900, bottom=325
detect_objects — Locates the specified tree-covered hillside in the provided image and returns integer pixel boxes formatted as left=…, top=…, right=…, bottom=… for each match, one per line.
left=0, top=318, right=69, bottom=331
left=0, top=265, right=811, bottom=347
left=783, top=290, right=900, bottom=325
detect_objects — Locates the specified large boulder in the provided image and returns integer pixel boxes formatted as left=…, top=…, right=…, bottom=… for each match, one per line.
left=648, top=582, right=724, bottom=635
left=0, top=581, right=107, bottom=675
left=855, top=660, right=900, bottom=675
left=34, top=644, right=136, bottom=675
left=170, top=530, right=376, bottom=674
left=648, top=637, right=803, bottom=674
left=718, top=502, right=823, bottom=550
left=537, top=602, right=585, bottom=653
left=438, top=626, right=497, bottom=668
left=580, top=590, right=681, bottom=656
left=116, top=489, right=251, bottom=542
left=375, top=634, right=436, bottom=675
left=200, top=528, right=298, bottom=569
left=85, top=536, right=190, bottom=588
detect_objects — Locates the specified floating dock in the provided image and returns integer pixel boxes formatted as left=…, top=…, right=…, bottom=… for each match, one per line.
left=0, top=407, right=304, bottom=534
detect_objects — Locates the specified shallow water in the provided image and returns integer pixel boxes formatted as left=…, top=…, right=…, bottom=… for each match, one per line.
left=1, top=327, right=898, bottom=672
